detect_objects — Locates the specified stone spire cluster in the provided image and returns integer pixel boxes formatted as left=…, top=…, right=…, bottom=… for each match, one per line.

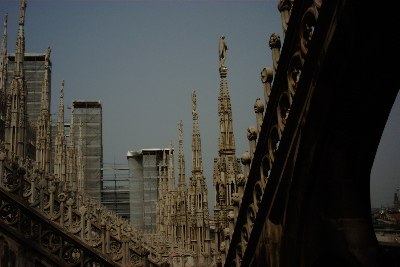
left=155, top=91, right=213, bottom=265
left=4, top=0, right=28, bottom=158
left=213, top=36, right=242, bottom=266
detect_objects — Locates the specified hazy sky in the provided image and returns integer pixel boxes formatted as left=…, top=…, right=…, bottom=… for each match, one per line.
left=1, top=0, right=398, bottom=209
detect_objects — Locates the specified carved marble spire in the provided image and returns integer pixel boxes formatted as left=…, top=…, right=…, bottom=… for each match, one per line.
left=4, top=0, right=28, bottom=158
left=177, top=120, right=186, bottom=192
left=14, top=0, right=26, bottom=79
left=54, top=80, right=66, bottom=182
left=217, top=36, right=235, bottom=155
left=191, top=90, right=203, bottom=174
left=188, top=90, right=211, bottom=262
left=168, top=142, right=175, bottom=191
left=0, top=14, right=7, bottom=96
left=35, top=47, right=51, bottom=172
left=0, top=14, right=8, bottom=141
left=213, top=36, right=242, bottom=265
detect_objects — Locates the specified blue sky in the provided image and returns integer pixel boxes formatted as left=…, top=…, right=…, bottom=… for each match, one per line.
left=1, top=0, right=399, bottom=209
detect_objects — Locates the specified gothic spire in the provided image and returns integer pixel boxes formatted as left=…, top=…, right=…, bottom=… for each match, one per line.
left=189, top=90, right=211, bottom=260
left=213, top=36, right=242, bottom=263
left=168, top=142, right=175, bottom=191
left=0, top=14, right=8, bottom=141
left=191, top=90, right=204, bottom=174
left=54, top=80, right=66, bottom=182
left=217, top=36, right=236, bottom=155
left=177, top=120, right=186, bottom=191
left=14, top=0, right=26, bottom=79
left=0, top=14, right=7, bottom=96
left=40, top=47, right=50, bottom=111
left=35, top=47, right=51, bottom=172
left=4, top=0, right=28, bottom=158
left=57, top=80, right=65, bottom=133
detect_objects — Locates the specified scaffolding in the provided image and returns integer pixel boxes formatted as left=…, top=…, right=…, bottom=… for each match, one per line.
left=101, top=163, right=130, bottom=220
left=72, top=100, right=103, bottom=200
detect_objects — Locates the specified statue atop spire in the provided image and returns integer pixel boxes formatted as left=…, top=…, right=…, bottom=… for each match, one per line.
left=213, top=35, right=242, bottom=265
left=219, top=35, right=228, bottom=68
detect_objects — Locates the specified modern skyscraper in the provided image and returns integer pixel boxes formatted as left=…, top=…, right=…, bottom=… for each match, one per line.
left=72, top=100, right=103, bottom=200
left=7, top=53, right=52, bottom=127
left=5, top=51, right=52, bottom=161
left=127, top=148, right=173, bottom=231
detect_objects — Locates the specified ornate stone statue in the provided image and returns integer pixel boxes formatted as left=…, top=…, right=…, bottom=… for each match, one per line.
left=219, top=35, right=228, bottom=67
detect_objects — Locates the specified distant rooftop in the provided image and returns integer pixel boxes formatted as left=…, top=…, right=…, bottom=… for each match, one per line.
left=8, top=53, right=48, bottom=61
left=127, top=148, right=174, bottom=157
left=72, top=100, right=102, bottom=109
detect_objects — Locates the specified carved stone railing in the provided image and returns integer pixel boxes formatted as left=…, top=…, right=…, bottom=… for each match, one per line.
left=0, top=145, right=179, bottom=266
left=225, top=0, right=323, bottom=266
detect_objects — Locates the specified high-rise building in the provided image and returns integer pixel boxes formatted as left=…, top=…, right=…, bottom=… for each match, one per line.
left=7, top=53, right=51, bottom=126
left=72, top=100, right=103, bottom=200
left=127, top=148, right=173, bottom=231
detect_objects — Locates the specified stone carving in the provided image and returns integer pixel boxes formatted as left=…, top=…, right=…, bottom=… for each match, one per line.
left=219, top=35, right=228, bottom=67
left=226, top=1, right=322, bottom=265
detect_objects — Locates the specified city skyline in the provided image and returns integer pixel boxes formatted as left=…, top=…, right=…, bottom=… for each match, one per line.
left=1, top=0, right=398, bottom=210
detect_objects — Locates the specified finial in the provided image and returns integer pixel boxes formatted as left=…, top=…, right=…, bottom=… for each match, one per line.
left=178, top=120, right=183, bottom=141
left=2, top=14, right=7, bottom=33
left=269, top=33, right=281, bottom=49
left=1, top=13, right=7, bottom=66
left=60, top=80, right=65, bottom=95
left=19, top=0, right=27, bottom=26
left=192, top=90, right=197, bottom=113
